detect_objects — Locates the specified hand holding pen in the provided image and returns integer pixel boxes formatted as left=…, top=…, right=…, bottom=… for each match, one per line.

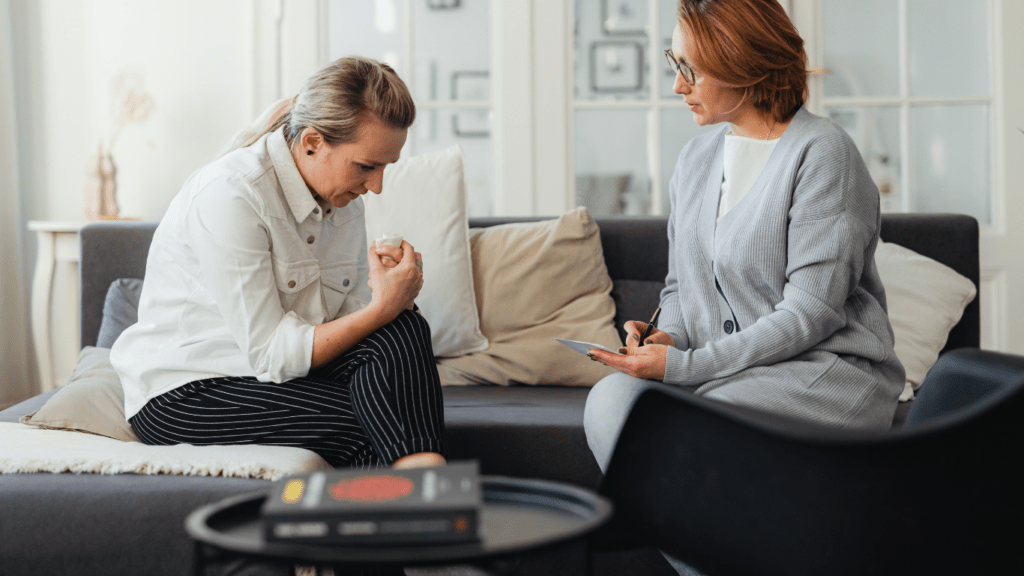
left=621, top=307, right=675, bottom=352
left=638, top=308, right=661, bottom=346
left=588, top=307, right=674, bottom=381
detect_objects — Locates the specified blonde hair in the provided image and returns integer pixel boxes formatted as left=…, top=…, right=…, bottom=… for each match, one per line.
left=220, top=56, right=415, bottom=157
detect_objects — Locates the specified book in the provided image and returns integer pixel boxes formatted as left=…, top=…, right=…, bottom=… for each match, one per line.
left=261, top=461, right=482, bottom=546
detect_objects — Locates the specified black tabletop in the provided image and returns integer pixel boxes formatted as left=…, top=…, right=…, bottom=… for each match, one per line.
left=185, top=475, right=613, bottom=567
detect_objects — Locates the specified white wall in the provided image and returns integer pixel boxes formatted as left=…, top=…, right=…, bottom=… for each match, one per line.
left=8, top=0, right=259, bottom=394
left=14, top=0, right=256, bottom=224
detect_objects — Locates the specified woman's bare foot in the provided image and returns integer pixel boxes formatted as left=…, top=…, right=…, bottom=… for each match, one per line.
left=392, top=452, right=446, bottom=469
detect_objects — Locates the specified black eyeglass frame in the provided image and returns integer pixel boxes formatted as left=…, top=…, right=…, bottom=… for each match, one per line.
left=664, top=49, right=697, bottom=86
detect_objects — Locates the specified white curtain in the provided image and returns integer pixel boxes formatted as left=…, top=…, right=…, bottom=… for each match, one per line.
left=0, top=0, right=36, bottom=408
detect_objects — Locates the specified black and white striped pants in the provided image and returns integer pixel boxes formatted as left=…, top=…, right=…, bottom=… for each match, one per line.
left=129, top=309, right=445, bottom=468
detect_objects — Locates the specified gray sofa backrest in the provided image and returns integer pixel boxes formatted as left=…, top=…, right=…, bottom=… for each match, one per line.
left=80, top=214, right=980, bottom=353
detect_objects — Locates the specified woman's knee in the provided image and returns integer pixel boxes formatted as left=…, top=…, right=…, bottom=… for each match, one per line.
left=584, top=372, right=659, bottom=472
left=376, top=309, right=433, bottom=348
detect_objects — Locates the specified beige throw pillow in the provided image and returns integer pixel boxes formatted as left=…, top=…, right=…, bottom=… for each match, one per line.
left=363, top=145, right=489, bottom=358
left=875, top=239, right=978, bottom=401
left=438, top=207, right=621, bottom=386
left=20, top=346, right=139, bottom=442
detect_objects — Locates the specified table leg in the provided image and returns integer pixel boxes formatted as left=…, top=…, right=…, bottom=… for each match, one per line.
left=30, top=231, right=55, bottom=392
left=193, top=540, right=205, bottom=576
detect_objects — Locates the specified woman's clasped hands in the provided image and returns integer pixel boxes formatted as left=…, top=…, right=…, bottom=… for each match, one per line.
left=587, top=320, right=676, bottom=381
left=367, top=240, right=423, bottom=318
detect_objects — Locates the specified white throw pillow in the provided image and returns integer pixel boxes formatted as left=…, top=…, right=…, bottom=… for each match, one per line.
left=363, top=145, right=488, bottom=358
left=875, top=239, right=977, bottom=401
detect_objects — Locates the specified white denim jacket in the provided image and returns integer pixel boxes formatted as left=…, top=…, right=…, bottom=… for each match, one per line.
left=112, top=127, right=371, bottom=419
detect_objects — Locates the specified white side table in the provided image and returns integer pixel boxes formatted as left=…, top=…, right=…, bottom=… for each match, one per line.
left=29, top=221, right=86, bottom=392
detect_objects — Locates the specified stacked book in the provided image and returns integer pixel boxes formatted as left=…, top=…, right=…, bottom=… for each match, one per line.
left=261, top=461, right=481, bottom=545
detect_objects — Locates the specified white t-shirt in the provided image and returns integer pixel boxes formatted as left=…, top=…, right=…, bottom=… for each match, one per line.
left=111, top=127, right=372, bottom=419
left=718, top=134, right=780, bottom=221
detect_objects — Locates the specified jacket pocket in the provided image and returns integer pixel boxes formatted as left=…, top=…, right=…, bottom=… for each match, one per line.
left=272, top=257, right=319, bottom=293
left=272, top=256, right=321, bottom=317
left=320, top=263, right=361, bottom=320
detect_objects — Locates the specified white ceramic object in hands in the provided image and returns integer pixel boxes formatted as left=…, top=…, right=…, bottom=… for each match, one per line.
left=375, top=233, right=403, bottom=248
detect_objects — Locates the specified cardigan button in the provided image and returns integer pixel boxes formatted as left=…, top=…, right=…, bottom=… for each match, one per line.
left=307, top=235, right=315, bottom=244
left=724, top=320, right=734, bottom=334
left=313, top=207, right=320, bottom=215
left=343, top=279, right=350, bottom=287
left=287, top=280, right=296, bottom=289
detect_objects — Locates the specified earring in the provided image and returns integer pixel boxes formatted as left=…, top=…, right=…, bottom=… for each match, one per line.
left=307, top=150, right=314, bottom=156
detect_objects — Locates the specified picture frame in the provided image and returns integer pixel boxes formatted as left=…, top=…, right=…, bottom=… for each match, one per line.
left=451, top=71, right=490, bottom=138
left=589, top=41, right=644, bottom=93
left=427, top=0, right=460, bottom=10
left=601, top=0, right=646, bottom=36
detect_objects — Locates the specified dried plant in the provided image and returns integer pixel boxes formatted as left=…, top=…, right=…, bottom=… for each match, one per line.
left=85, top=72, right=155, bottom=220
left=105, top=72, right=155, bottom=154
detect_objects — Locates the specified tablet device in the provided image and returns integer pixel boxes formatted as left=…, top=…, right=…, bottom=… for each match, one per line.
left=555, top=338, right=625, bottom=356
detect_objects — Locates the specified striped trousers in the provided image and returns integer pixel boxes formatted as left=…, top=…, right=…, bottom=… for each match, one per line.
left=129, top=309, right=445, bottom=468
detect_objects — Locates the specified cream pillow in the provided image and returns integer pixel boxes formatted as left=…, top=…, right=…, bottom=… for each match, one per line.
left=875, top=239, right=977, bottom=401
left=363, top=145, right=488, bottom=358
left=438, top=207, right=621, bottom=386
left=20, top=346, right=139, bottom=442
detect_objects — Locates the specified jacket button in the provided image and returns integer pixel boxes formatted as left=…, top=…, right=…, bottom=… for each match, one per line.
left=343, top=279, right=350, bottom=287
left=724, top=320, right=734, bottom=334
left=313, top=207, right=320, bottom=215
left=307, top=235, right=315, bottom=244
left=287, top=280, right=296, bottom=288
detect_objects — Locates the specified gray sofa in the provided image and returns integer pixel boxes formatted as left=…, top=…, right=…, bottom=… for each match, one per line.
left=0, top=214, right=979, bottom=576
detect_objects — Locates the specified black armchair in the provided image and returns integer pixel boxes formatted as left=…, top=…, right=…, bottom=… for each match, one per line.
left=596, top=349, right=1024, bottom=576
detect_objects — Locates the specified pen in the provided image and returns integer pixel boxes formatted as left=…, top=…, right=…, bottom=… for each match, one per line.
left=638, top=307, right=661, bottom=347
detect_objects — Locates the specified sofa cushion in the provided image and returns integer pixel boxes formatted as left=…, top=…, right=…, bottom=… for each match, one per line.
left=442, top=386, right=602, bottom=489
left=364, top=145, right=488, bottom=358
left=19, top=346, right=139, bottom=442
left=875, top=239, right=977, bottom=400
left=438, top=208, right=621, bottom=386
left=0, top=473, right=273, bottom=576
left=95, top=278, right=143, bottom=348
left=611, top=279, right=666, bottom=346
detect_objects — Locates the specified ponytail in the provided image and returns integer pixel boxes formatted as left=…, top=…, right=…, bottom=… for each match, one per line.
left=217, top=56, right=416, bottom=158
left=216, top=97, right=294, bottom=158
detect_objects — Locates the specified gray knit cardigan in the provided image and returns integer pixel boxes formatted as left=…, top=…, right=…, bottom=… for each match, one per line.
left=659, top=107, right=905, bottom=429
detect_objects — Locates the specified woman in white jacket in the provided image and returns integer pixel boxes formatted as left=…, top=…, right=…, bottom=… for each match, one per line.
left=112, top=57, right=446, bottom=470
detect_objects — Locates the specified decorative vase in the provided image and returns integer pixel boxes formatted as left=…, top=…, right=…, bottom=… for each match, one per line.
left=84, top=141, right=118, bottom=221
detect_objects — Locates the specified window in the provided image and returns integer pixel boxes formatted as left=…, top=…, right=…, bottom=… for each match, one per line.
left=305, top=0, right=996, bottom=223
left=272, top=0, right=1022, bottom=351
left=572, top=0, right=715, bottom=217
left=814, top=0, right=994, bottom=224
left=316, top=0, right=719, bottom=218
left=325, top=0, right=495, bottom=215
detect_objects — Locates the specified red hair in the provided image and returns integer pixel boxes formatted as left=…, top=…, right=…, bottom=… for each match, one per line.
left=677, top=0, right=807, bottom=122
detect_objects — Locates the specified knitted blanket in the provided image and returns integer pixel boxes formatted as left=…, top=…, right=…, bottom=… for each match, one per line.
left=0, top=422, right=330, bottom=480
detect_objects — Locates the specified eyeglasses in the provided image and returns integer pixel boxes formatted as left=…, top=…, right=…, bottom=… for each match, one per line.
left=664, top=49, right=697, bottom=86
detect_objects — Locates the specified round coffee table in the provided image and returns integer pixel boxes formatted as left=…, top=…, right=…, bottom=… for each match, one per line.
left=185, top=475, right=613, bottom=575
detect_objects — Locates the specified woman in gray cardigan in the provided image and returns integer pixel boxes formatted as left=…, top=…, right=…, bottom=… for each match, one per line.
left=586, top=0, right=906, bottom=476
